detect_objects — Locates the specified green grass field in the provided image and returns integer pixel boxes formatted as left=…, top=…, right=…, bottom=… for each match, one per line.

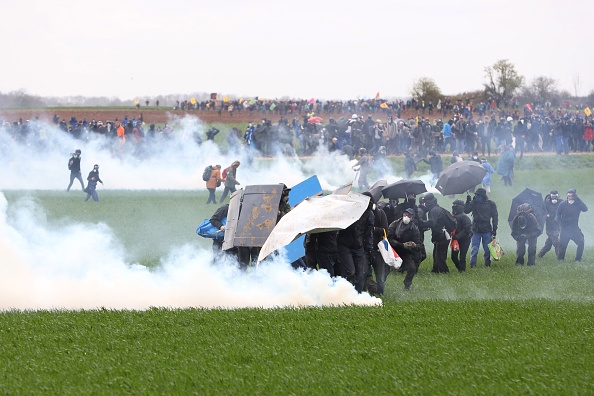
left=1, top=157, right=593, bottom=394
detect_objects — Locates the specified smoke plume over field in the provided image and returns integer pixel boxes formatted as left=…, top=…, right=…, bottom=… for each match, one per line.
left=0, top=116, right=390, bottom=310
left=0, top=115, right=395, bottom=191
left=0, top=192, right=380, bottom=310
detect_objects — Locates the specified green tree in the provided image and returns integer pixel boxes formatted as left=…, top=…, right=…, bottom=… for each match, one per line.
left=483, top=59, right=524, bottom=105
left=410, top=77, right=442, bottom=104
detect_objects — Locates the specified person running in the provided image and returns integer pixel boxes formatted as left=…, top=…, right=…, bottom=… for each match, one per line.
left=219, top=161, right=241, bottom=202
left=67, top=149, right=85, bottom=192
left=206, top=165, right=224, bottom=204
left=84, top=164, right=103, bottom=202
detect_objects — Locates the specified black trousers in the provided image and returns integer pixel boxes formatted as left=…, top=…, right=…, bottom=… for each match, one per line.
left=451, top=238, right=471, bottom=272
left=558, top=227, right=585, bottom=261
left=432, top=240, right=450, bottom=273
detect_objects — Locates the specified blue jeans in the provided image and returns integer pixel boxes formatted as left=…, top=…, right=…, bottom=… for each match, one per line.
left=470, top=231, right=492, bottom=267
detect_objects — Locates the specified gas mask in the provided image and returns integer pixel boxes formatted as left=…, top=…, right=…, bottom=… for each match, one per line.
left=551, top=195, right=558, bottom=204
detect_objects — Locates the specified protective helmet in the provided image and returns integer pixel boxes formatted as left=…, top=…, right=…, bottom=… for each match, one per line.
left=75, top=149, right=81, bottom=154
left=507, top=116, right=513, bottom=122
left=352, top=114, right=358, bottom=120
left=359, top=148, right=367, bottom=154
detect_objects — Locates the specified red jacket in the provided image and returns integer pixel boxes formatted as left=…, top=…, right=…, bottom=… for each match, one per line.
left=583, top=125, right=594, bottom=141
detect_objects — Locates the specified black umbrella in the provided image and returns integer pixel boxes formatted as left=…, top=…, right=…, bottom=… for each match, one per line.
left=382, top=179, right=427, bottom=200
left=435, top=161, right=487, bottom=195
left=508, top=188, right=547, bottom=229
left=366, top=179, right=388, bottom=202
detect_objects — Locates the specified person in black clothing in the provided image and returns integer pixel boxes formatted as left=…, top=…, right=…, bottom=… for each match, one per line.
left=336, top=192, right=374, bottom=293
left=84, top=164, right=103, bottom=202
left=403, top=151, right=417, bottom=179
left=538, top=190, right=562, bottom=258
left=387, top=208, right=421, bottom=290
left=422, top=151, right=443, bottom=186
left=511, top=203, right=541, bottom=266
left=556, top=189, right=588, bottom=261
left=304, top=231, right=338, bottom=276
left=67, top=149, right=85, bottom=192
left=451, top=200, right=472, bottom=272
left=464, top=187, right=498, bottom=267
left=365, top=198, right=390, bottom=296
left=209, top=203, right=229, bottom=259
left=422, top=193, right=450, bottom=273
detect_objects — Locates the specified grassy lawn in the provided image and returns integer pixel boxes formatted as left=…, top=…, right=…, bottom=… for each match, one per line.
left=1, top=157, right=593, bottom=394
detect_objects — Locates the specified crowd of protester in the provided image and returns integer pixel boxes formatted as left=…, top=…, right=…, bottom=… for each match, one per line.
left=1, top=96, right=593, bottom=159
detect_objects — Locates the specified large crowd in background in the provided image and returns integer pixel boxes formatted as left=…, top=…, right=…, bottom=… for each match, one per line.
left=1, top=96, right=593, bottom=159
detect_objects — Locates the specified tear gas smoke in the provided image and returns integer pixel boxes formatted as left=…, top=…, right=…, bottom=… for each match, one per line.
left=0, top=115, right=415, bottom=191
left=0, top=193, right=380, bottom=310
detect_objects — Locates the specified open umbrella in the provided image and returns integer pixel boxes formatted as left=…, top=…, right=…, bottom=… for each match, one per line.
left=382, top=179, right=427, bottom=200
left=257, top=193, right=370, bottom=263
left=435, top=161, right=487, bottom=195
left=366, top=179, right=388, bottom=202
left=308, top=116, right=323, bottom=124
left=508, top=188, right=546, bottom=229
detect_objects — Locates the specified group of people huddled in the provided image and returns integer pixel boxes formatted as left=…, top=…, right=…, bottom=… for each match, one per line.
left=298, top=185, right=587, bottom=295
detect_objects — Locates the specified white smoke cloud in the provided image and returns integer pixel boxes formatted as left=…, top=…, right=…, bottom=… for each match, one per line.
left=0, top=115, right=425, bottom=192
left=0, top=192, right=380, bottom=310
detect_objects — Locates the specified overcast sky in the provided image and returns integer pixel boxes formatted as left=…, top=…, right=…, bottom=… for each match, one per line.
left=2, top=0, right=592, bottom=101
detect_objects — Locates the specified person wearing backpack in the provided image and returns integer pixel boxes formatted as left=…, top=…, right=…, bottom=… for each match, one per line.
left=421, top=193, right=452, bottom=273
left=511, top=203, right=542, bottom=266
left=219, top=160, right=241, bottom=202
left=464, top=187, right=499, bottom=267
left=205, top=164, right=223, bottom=204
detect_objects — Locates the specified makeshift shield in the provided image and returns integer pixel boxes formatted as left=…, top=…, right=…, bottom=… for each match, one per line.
left=257, top=193, right=370, bottom=263
left=222, top=184, right=284, bottom=251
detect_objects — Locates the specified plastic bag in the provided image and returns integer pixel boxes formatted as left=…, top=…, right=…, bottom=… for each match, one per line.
left=450, top=238, right=460, bottom=252
left=377, top=230, right=403, bottom=269
left=196, top=217, right=226, bottom=240
left=488, top=239, right=504, bottom=261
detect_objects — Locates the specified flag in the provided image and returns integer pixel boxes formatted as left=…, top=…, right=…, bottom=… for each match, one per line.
left=585, top=107, right=592, bottom=117
left=375, top=92, right=380, bottom=99
left=380, top=102, right=388, bottom=109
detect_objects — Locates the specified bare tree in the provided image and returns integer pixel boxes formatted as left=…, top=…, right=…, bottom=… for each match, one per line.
left=521, top=76, right=558, bottom=104
left=572, top=73, right=581, bottom=98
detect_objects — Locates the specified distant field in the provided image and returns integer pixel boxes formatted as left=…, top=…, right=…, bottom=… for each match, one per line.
left=1, top=159, right=593, bottom=394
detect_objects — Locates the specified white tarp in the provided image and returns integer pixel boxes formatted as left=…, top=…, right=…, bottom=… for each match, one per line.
left=257, top=193, right=370, bottom=263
